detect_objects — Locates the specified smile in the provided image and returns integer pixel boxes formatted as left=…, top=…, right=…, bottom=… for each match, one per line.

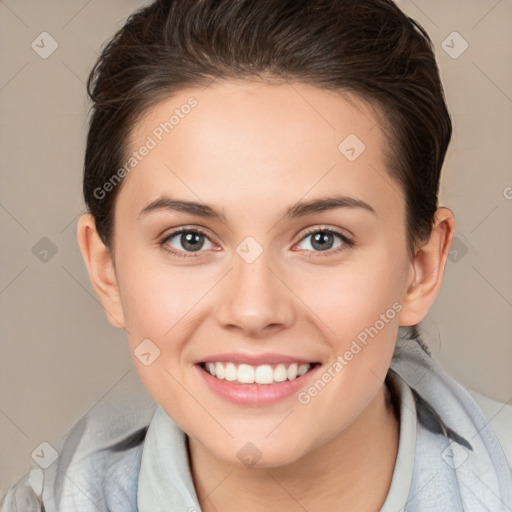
left=195, top=353, right=322, bottom=405
left=201, top=361, right=317, bottom=385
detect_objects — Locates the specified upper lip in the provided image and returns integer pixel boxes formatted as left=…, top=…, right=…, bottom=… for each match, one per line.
left=196, top=353, right=319, bottom=366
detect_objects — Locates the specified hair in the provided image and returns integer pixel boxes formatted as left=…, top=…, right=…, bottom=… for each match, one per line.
left=83, top=0, right=452, bottom=347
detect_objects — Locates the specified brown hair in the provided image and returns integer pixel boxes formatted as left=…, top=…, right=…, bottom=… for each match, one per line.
left=83, top=0, right=452, bottom=347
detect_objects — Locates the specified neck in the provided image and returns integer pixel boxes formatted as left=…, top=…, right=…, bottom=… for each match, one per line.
left=188, top=380, right=400, bottom=512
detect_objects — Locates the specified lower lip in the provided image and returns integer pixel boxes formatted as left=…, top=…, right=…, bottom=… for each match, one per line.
left=195, top=364, right=320, bottom=406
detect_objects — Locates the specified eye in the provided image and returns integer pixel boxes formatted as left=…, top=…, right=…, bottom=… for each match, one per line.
left=159, top=225, right=354, bottom=259
left=160, top=227, right=216, bottom=258
left=294, top=227, right=354, bottom=256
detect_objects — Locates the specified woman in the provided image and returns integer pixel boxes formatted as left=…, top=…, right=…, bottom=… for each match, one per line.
left=2, top=0, right=511, bottom=510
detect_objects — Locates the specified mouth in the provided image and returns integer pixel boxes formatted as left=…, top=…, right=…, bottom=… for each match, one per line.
left=198, top=361, right=320, bottom=385
left=194, top=353, right=323, bottom=406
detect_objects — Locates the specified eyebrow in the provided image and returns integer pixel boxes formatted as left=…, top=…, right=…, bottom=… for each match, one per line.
left=138, top=194, right=377, bottom=222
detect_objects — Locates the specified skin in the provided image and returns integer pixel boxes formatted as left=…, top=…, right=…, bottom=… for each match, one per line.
left=77, top=79, right=454, bottom=511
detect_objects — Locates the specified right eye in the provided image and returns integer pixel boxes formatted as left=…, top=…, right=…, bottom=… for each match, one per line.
left=160, top=227, right=216, bottom=258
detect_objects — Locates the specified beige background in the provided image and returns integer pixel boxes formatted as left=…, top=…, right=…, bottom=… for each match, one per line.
left=1, top=0, right=511, bottom=497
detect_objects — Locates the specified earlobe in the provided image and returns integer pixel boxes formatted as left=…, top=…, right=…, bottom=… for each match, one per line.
left=76, top=213, right=126, bottom=329
left=398, top=207, right=455, bottom=326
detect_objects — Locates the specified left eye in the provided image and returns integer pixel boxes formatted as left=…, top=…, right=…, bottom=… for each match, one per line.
left=295, top=229, right=350, bottom=253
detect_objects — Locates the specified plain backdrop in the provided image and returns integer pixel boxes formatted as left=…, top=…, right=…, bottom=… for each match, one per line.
left=1, top=0, right=511, bottom=497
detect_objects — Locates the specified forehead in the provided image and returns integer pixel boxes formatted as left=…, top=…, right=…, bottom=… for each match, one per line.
left=119, top=79, right=403, bottom=223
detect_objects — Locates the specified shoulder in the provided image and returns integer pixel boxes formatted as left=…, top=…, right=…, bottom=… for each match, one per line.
left=1, top=468, right=44, bottom=512
left=1, top=426, right=151, bottom=512
left=468, top=388, right=512, bottom=469
left=2, top=373, right=158, bottom=512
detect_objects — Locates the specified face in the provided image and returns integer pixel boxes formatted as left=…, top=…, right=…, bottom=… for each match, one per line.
left=109, top=80, right=414, bottom=467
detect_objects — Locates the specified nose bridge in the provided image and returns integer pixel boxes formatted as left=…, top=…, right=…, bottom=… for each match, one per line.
left=215, top=246, right=295, bottom=335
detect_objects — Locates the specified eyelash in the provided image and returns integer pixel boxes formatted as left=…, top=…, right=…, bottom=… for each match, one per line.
left=158, top=226, right=355, bottom=259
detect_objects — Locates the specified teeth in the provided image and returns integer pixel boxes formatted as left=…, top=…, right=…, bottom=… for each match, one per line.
left=255, top=365, right=273, bottom=384
left=238, top=364, right=255, bottom=383
left=215, top=362, right=225, bottom=380
left=225, top=362, right=237, bottom=382
left=298, top=364, right=309, bottom=377
left=203, top=361, right=313, bottom=384
left=287, top=363, right=298, bottom=380
left=274, top=364, right=288, bottom=382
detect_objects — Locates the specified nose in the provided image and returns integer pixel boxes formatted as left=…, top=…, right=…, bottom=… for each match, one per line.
left=215, top=250, right=296, bottom=338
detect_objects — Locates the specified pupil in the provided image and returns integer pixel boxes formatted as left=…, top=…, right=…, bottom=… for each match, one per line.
left=312, top=232, right=333, bottom=251
left=182, top=232, right=203, bottom=251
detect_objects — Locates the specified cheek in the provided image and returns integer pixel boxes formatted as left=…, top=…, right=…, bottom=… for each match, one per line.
left=114, top=255, right=203, bottom=415
left=293, top=258, right=403, bottom=431
left=295, top=250, right=405, bottom=340
left=116, top=249, right=191, bottom=333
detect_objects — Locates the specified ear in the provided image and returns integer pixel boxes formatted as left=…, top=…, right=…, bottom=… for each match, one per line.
left=77, top=213, right=125, bottom=329
left=398, top=207, right=455, bottom=326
